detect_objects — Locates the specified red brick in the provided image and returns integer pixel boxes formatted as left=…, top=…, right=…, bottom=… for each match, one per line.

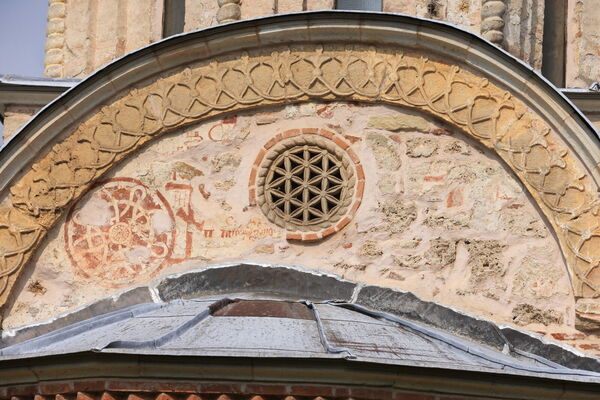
left=100, top=393, right=118, bottom=400
left=389, top=134, right=402, bottom=144
left=106, top=382, right=136, bottom=392
left=344, top=134, right=361, bottom=144
left=396, top=394, right=435, bottom=400
left=302, top=128, right=318, bottom=134
left=253, top=148, right=266, bottom=166
left=199, top=384, right=243, bottom=394
left=107, top=382, right=161, bottom=393
left=76, top=393, right=97, bottom=400
left=355, top=164, right=365, bottom=180
left=39, top=383, right=72, bottom=395
left=578, top=343, right=600, bottom=351
left=248, top=188, right=256, bottom=205
left=321, top=226, right=337, bottom=238
left=7, top=386, right=37, bottom=398
left=438, top=397, right=487, bottom=400
left=333, top=387, right=350, bottom=397
left=244, top=385, right=289, bottom=396
left=316, top=105, right=333, bottom=117
left=349, top=388, right=393, bottom=400
left=446, top=188, right=463, bottom=208
left=249, top=167, right=257, bottom=186
left=332, top=136, right=349, bottom=150
left=126, top=395, right=147, bottom=400
left=155, top=394, right=177, bottom=400
left=282, top=129, right=301, bottom=139
left=550, top=332, right=586, bottom=341
left=350, top=198, right=362, bottom=215
left=286, top=232, right=302, bottom=241
left=424, top=174, right=445, bottom=182
left=73, top=381, right=106, bottom=392
left=154, top=383, right=197, bottom=393
left=55, top=396, right=74, bottom=400
left=337, top=216, right=352, bottom=231
left=347, top=149, right=361, bottom=164
left=356, top=180, right=365, bottom=198
left=290, top=386, right=334, bottom=397
left=302, top=232, right=320, bottom=241
left=318, top=129, right=335, bottom=140
left=264, top=134, right=283, bottom=149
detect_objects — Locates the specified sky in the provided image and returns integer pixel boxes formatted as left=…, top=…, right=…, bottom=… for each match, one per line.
left=0, top=0, right=48, bottom=76
left=0, top=0, right=49, bottom=138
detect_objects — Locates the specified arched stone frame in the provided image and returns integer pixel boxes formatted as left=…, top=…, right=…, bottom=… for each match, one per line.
left=0, top=12, right=599, bottom=323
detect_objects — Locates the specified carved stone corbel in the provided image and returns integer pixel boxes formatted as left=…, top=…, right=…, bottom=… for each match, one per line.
left=481, top=0, right=507, bottom=47
left=44, top=0, right=66, bottom=78
left=217, top=0, right=241, bottom=24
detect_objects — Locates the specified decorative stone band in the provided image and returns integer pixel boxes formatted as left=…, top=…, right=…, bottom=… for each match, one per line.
left=249, top=129, right=364, bottom=241
left=481, top=0, right=507, bottom=47
left=1, top=42, right=599, bottom=314
left=0, top=383, right=513, bottom=400
left=44, top=0, right=66, bottom=78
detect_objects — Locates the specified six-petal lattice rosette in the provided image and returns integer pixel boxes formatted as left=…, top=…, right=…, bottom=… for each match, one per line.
left=252, top=129, right=364, bottom=240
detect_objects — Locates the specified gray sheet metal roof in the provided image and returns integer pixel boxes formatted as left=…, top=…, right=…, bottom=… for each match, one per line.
left=0, top=75, right=78, bottom=122
left=1, top=296, right=599, bottom=384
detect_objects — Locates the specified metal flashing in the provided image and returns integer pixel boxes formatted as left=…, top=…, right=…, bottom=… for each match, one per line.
left=1, top=294, right=600, bottom=385
left=1, top=263, right=599, bottom=375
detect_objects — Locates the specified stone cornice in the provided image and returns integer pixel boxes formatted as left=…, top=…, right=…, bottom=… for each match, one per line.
left=1, top=358, right=600, bottom=399
left=0, top=76, right=76, bottom=122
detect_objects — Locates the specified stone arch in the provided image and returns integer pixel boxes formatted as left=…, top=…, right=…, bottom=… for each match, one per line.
left=0, top=13, right=599, bottom=318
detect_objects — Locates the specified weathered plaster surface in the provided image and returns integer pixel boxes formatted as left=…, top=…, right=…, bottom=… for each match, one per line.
left=504, top=0, right=544, bottom=69
left=1, top=106, right=39, bottom=143
left=47, top=1, right=546, bottom=78
left=184, top=0, right=218, bottom=31
left=46, top=0, right=164, bottom=78
left=4, top=102, right=580, bottom=350
left=383, top=0, right=480, bottom=32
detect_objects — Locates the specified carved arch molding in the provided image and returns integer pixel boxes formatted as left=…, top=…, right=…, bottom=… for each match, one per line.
left=1, top=41, right=600, bottom=314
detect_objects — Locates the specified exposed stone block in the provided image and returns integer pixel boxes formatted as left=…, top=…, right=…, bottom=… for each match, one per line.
left=306, top=0, right=335, bottom=10
left=511, top=303, right=564, bottom=326
left=405, top=138, right=438, bottom=158
left=367, top=115, right=429, bottom=132
left=278, top=0, right=303, bottom=13
left=366, top=132, right=402, bottom=171
left=424, top=238, right=456, bottom=267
